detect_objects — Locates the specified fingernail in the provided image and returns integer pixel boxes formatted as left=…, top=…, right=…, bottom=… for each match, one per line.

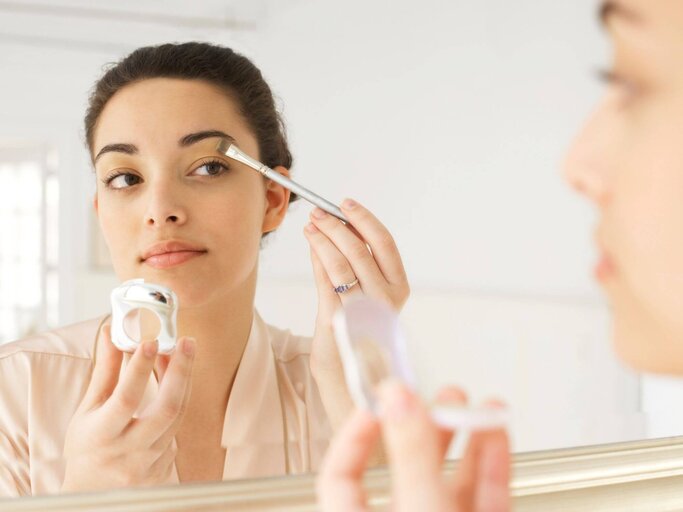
left=342, top=198, right=357, bottom=210
left=311, top=208, right=328, bottom=219
left=378, top=379, right=415, bottom=421
left=143, top=340, right=158, bottom=358
left=305, top=222, right=319, bottom=234
left=183, top=337, right=196, bottom=357
left=435, top=387, right=468, bottom=405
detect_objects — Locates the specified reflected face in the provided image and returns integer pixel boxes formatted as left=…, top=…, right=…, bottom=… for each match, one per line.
left=564, top=1, right=683, bottom=373
left=92, top=78, right=288, bottom=308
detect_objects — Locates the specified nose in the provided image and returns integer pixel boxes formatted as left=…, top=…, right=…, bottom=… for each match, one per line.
left=563, top=103, right=614, bottom=207
left=143, top=179, right=188, bottom=227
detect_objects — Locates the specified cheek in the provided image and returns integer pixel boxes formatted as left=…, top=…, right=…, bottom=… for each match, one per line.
left=206, top=180, right=265, bottom=247
left=96, top=195, right=141, bottom=272
left=97, top=198, right=128, bottom=248
left=610, top=126, right=683, bottom=337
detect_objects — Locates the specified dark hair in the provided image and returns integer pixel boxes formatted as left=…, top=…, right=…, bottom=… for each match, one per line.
left=84, top=41, right=296, bottom=203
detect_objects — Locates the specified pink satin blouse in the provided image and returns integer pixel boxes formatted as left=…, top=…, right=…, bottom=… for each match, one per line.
left=0, top=311, right=331, bottom=496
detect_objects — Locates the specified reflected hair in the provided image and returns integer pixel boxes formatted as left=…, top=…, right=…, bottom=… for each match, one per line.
left=83, top=42, right=296, bottom=205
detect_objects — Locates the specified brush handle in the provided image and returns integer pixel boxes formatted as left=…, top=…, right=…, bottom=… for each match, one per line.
left=261, top=167, right=348, bottom=223
left=219, top=140, right=349, bottom=223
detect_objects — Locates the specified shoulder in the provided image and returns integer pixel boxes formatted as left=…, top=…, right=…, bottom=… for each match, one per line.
left=0, top=316, right=108, bottom=363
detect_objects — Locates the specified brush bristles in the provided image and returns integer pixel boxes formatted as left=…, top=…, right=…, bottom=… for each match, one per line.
left=215, top=138, right=231, bottom=155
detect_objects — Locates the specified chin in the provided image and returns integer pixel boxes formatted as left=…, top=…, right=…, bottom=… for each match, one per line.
left=114, top=267, right=208, bottom=303
left=612, top=310, right=683, bottom=376
left=152, top=275, right=213, bottom=305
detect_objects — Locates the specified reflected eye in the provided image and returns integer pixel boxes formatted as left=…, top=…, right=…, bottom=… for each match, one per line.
left=192, top=159, right=231, bottom=177
left=104, top=172, right=142, bottom=190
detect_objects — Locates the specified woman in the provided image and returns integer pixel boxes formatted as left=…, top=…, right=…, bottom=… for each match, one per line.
left=318, top=1, right=681, bottom=510
left=0, top=42, right=409, bottom=496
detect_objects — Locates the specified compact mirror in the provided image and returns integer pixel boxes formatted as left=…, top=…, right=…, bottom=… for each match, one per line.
left=110, top=279, right=178, bottom=354
left=333, top=297, right=508, bottom=431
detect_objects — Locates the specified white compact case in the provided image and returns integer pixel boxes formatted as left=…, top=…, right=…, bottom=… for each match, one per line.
left=110, top=279, right=179, bottom=354
left=333, top=296, right=509, bottom=431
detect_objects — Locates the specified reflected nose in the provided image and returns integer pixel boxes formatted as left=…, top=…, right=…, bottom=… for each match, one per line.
left=144, top=181, right=188, bottom=227
left=146, top=213, right=183, bottom=225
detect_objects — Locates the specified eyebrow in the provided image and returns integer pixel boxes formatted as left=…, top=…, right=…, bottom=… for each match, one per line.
left=598, top=0, right=642, bottom=28
left=94, top=142, right=136, bottom=162
left=179, top=130, right=236, bottom=147
left=94, top=130, right=236, bottom=162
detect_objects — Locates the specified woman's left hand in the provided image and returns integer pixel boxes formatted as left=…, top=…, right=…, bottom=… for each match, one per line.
left=304, top=198, right=410, bottom=430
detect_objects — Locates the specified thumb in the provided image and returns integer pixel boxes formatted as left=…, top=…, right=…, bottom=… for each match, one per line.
left=474, top=431, right=511, bottom=512
left=378, top=380, right=448, bottom=511
left=81, top=324, right=123, bottom=410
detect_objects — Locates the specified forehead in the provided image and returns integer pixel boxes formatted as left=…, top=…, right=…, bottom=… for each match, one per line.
left=93, top=78, right=252, bottom=151
left=603, top=0, right=683, bottom=34
left=602, top=0, right=683, bottom=72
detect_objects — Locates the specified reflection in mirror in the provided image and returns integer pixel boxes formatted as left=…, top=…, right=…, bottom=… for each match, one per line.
left=2, top=0, right=683, bottom=505
left=122, top=308, right=161, bottom=344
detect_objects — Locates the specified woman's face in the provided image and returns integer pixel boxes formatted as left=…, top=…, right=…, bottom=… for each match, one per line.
left=93, top=78, right=289, bottom=309
left=565, top=0, right=683, bottom=373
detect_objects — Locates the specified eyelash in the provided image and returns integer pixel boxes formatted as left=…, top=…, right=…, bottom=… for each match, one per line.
left=595, top=68, right=640, bottom=95
left=597, top=68, right=622, bottom=85
left=195, top=159, right=231, bottom=178
left=101, top=159, right=232, bottom=190
left=101, top=171, right=140, bottom=189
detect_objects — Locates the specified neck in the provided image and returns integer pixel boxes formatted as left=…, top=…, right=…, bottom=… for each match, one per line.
left=176, top=266, right=258, bottom=409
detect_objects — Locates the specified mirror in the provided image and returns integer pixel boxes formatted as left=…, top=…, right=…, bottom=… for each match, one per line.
left=1, top=0, right=682, bottom=500
left=123, top=308, right=162, bottom=345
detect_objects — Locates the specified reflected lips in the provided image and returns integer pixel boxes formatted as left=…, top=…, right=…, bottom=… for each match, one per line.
left=141, top=241, right=207, bottom=269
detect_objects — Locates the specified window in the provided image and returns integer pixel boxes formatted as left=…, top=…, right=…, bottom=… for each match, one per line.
left=0, top=147, right=59, bottom=344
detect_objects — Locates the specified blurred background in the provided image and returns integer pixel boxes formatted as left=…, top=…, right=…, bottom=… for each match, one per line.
left=0, top=0, right=680, bottom=455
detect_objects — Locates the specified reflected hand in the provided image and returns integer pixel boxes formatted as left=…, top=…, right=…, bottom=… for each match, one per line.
left=317, top=383, right=510, bottom=512
left=61, top=324, right=195, bottom=492
left=304, top=199, right=410, bottom=429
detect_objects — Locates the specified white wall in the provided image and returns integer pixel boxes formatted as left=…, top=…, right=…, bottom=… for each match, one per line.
left=0, top=0, right=659, bottom=452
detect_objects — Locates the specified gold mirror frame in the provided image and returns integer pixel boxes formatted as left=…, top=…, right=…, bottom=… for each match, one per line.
left=3, top=436, right=683, bottom=511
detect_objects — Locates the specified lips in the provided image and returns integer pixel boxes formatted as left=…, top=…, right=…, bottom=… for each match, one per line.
left=595, top=251, right=615, bottom=281
left=141, top=240, right=207, bottom=269
left=594, top=230, right=616, bottom=281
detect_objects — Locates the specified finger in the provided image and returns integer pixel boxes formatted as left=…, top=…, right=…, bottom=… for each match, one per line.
left=434, top=386, right=468, bottom=460
left=147, top=439, right=178, bottom=484
left=339, top=199, right=408, bottom=287
left=309, top=246, right=340, bottom=320
left=378, top=380, right=449, bottom=511
left=155, top=354, right=172, bottom=384
left=474, top=430, right=511, bottom=512
left=139, top=337, right=195, bottom=442
left=81, top=324, right=123, bottom=410
left=103, top=339, right=158, bottom=432
left=150, top=358, right=193, bottom=451
left=309, top=208, right=387, bottom=297
left=304, top=222, right=363, bottom=304
left=317, top=409, right=380, bottom=512
left=450, top=399, right=507, bottom=510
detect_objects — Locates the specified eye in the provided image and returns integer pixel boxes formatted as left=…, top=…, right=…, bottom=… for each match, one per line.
left=596, top=68, right=641, bottom=103
left=191, top=159, right=231, bottom=177
left=104, top=172, right=142, bottom=190
left=596, top=69, right=632, bottom=89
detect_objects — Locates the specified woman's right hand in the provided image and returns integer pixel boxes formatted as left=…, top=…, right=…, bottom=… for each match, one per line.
left=317, top=381, right=510, bottom=512
left=61, top=324, right=195, bottom=492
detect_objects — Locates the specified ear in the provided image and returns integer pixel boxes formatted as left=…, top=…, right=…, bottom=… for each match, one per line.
left=262, top=166, right=292, bottom=234
left=93, top=193, right=99, bottom=215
